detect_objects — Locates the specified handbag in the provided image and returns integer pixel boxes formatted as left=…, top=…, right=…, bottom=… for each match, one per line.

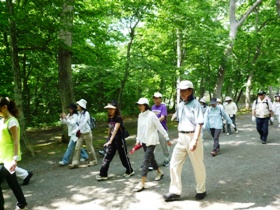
left=120, top=126, right=130, bottom=138
left=76, top=130, right=81, bottom=137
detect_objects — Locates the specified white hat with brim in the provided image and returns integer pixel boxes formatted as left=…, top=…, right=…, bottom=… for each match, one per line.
left=177, top=80, right=194, bottom=90
left=153, top=92, right=162, bottom=98
left=225, top=96, right=232, bottom=102
left=216, top=98, right=221, bottom=103
left=104, top=103, right=116, bottom=109
left=76, top=99, right=87, bottom=109
left=136, top=98, right=149, bottom=105
left=199, top=98, right=206, bottom=103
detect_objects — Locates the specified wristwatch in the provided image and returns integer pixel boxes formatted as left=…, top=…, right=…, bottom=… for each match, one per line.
left=13, top=155, right=19, bottom=161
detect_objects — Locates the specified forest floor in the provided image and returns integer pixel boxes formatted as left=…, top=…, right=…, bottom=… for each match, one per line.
left=3, top=112, right=280, bottom=210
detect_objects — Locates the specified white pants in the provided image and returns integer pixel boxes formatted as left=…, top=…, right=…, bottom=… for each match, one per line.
left=16, top=166, right=28, bottom=180
left=169, top=133, right=206, bottom=195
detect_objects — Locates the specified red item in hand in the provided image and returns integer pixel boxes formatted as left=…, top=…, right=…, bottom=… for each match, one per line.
left=129, top=143, right=142, bottom=154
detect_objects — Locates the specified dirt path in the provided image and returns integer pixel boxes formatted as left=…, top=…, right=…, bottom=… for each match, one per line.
left=3, top=113, right=280, bottom=210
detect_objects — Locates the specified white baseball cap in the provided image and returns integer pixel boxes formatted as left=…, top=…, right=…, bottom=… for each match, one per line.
left=76, top=99, right=87, bottom=109
left=136, top=98, right=149, bottom=105
left=177, top=80, right=194, bottom=90
left=153, top=92, right=162, bottom=98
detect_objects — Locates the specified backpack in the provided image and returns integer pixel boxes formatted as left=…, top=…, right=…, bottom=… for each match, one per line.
left=255, top=98, right=269, bottom=106
left=88, top=116, right=96, bottom=130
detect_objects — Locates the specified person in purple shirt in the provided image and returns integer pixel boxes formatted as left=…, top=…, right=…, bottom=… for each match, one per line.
left=151, top=92, right=171, bottom=167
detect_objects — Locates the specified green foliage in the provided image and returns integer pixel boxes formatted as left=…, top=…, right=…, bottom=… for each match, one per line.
left=1, top=0, right=280, bottom=128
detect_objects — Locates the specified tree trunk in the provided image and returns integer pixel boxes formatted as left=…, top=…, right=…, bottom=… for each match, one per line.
left=276, top=0, right=280, bottom=16
left=58, top=0, right=75, bottom=142
left=6, top=0, right=34, bottom=155
left=214, top=0, right=262, bottom=98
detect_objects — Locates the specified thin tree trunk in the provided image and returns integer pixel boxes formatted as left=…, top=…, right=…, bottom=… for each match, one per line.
left=58, top=0, right=75, bottom=142
left=6, top=0, right=34, bottom=155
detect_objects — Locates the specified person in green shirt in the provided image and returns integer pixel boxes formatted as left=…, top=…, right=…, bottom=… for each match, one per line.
left=0, top=97, right=28, bottom=210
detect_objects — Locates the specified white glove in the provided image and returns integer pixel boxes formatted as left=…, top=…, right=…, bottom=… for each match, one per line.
left=231, top=124, right=236, bottom=128
left=270, top=117, right=274, bottom=122
left=252, top=116, right=256, bottom=122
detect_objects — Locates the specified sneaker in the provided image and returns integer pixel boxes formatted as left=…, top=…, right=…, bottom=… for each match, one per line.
left=162, top=160, right=170, bottom=167
left=235, top=130, right=238, bottom=134
left=226, top=133, right=230, bottom=136
left=262, top=141, right=266, bottom=144
left=123, top=171, right=135, bottom=178
left=88, top=161, right=98, bottom=167
left=278, top=124, right=280, bottom=128
left=211, top=150, right=217, bottom=157
left=133, top=182, right=144, bottom=192
left=69, top=164, right=79, bottom=169
left=22, top=171, right=33, bottom=185
left=163, top=192, right=180, bottom=202
left=59, top=161, right=67, bottom=166
left=155, top=170, right=164, bottom=181
left=195, top=192, right=207, bottom=200
left=80, top=158, right=87, bottom=162
left=15, top=206, right=28, bottom=210
left=96, top=175, right=108, bottom=181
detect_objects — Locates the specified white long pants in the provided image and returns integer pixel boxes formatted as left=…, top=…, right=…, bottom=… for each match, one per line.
left=169, top=133, right=206, bottom=195
left=16, top=166, right=28, bottom=180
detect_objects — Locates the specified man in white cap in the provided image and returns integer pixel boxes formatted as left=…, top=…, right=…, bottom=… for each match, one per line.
left=152, top=92, right=170, bottom=167
left=224, top=96, right=238, bottom=135
left=163, top=80, right=206, bottom=201
left=252, top=91, right=274, bottom=144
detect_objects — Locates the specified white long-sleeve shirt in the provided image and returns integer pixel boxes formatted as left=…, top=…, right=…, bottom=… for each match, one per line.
left=60, top=113, right=78, bottom=142
left=224, top=102, right=238, bottom=117
left=71, top=111, right=91, bottom=135
left=136, top=110, right=169, bottom=146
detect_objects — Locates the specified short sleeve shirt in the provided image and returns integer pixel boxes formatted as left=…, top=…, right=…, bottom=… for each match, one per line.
left=108, top=115, right=123, bottom=139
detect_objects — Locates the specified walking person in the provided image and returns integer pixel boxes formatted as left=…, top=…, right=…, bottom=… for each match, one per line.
left=96, top=101, right=134, bottom=180
left=224, top=96, right=238, bottom=135
left=163, top=80, right=206, bottom=201
left=133, top=98, right=171, bottom=192
left=58, top=103, right=89, bottom=166
left=272, top=95, right=280, bottom=128
left=199, top=98, right=207, bottom=140
left=151, top=92, right=171, bottom=167
left=204, top=98, right=234, bottom=156
left=0, top=97, right=28, bottom=210
left=252, top=91, right=274, bottom=144
left=69, top=99, right=98, bottom=168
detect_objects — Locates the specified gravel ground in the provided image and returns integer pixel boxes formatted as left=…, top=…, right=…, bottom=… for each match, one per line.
left=3, top=113, right=280, bottom=210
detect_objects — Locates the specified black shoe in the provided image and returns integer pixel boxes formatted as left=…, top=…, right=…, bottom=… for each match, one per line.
left=195, top=192, right=206, bottom=200
left=262, top=141, right=266, bottom=144
left=22, top=171, right=33, bottom=185
left=163, top=193, right=180, bottom=202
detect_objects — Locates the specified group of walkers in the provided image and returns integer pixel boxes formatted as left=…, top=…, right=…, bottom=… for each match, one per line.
left=1, top=81, right=279, bottom=209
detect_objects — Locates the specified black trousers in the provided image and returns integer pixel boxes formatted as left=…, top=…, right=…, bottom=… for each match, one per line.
left=99, top=138, right=133, bottom=177
left=0, top=164, right=27, bottom=210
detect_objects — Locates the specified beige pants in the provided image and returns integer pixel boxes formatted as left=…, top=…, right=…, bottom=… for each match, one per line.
left=72, top=132, right=97, bottom=165
left=169, top=133, right=206, bottom=195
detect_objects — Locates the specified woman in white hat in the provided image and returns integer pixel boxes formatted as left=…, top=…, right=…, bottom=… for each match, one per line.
left=96, top=101, right=134, bottom=181
left=224, top=96, right=238, bottom=135
left=133, top=98, right=171, bottom=192
left=69, top=99, right=98, bottom=169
